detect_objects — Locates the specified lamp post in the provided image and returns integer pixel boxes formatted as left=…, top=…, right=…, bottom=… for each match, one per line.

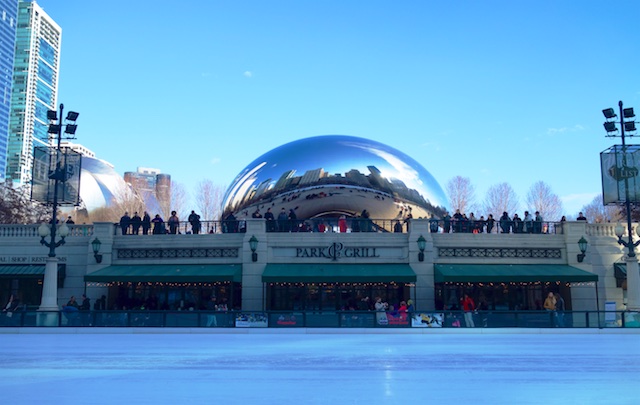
left=38, top=104, right=79, bottom=312
left=249, top=235, right=258, bottom=262
left=603, top=101, right=640, bottom=310
left=577, top=236, right=588, bottom=263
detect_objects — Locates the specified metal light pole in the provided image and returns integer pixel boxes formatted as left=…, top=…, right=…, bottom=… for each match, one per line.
left=38, top=104, right=78, bottom=312
left=604, top=101, right=640, bottom=311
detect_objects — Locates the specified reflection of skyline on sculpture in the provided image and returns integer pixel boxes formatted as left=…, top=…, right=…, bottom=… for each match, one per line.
left=222, top=135, right=448, bottom=220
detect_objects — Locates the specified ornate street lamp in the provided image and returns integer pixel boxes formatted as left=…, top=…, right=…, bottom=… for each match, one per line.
left=38, top=104, right=79, bottom=312
left=249, top=235, right=258, bottom=262
left=91, top=237, right=103, bottom=264
left=603, top=101, right=640, bottom=310
left=577, top=236, right=588, bottom=263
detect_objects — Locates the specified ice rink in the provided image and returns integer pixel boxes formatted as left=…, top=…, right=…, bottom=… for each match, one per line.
left=0, top=330, right=638, bottom=404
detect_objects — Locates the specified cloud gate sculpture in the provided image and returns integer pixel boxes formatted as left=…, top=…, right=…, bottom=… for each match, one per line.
left=222, top=135, right=448, bottom=223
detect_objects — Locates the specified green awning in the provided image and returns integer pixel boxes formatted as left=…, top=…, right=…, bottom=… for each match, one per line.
left=84, top=264, right=242, bottom=283
left=262, top=264, right=416, bottom=283
left=434, top=264, right=598, bottom=283
left=0, top=264, right=65, bottom=278
left=614, top=263, right=627, bottom=280
left=0, top=265, right=45, bottom=277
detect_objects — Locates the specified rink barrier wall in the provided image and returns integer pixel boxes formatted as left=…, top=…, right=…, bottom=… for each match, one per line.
left=1, top=327, right=639, bottom=335
left=1, top=309, right=639, bottom=329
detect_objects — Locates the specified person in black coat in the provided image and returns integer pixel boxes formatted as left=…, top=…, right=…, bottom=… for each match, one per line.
left=141, top=211, right=151, bottom=235
left=130, top=212, right=142, bottom=235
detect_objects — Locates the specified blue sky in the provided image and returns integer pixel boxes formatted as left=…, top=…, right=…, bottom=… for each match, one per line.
left=37, top=0, right=640, bottom=218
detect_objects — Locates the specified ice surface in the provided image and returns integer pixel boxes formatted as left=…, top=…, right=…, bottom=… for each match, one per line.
left=0, top=331, right=638, bottom=404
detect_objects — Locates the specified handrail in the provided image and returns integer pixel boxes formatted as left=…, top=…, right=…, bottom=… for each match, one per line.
left=1, top=309, right=637, bottom=328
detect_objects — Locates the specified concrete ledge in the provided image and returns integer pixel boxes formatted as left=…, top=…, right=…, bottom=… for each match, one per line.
left=1, top=327, right=638, bottom=335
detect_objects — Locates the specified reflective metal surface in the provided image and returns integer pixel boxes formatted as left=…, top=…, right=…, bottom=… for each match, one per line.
left=79, top=156, right=160, bottom=213
left=222, top=135, right=448, bottom=221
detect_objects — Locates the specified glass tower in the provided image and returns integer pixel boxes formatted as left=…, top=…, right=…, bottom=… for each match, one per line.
left=0, top=0, right=18, bottom=182
left=5, top=0, right=60, bottom=186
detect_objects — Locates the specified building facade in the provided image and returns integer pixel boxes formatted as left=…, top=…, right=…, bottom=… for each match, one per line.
left=0, top=219, right=631, bottom=325
left=0, top=0, right=18, bottom=181
left=5, top=0, right=60, bottom=186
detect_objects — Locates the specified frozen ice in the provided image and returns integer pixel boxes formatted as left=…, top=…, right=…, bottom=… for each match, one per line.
left=0, top=330, right=638, bottom=404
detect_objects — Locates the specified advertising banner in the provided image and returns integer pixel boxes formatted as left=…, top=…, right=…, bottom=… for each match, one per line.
left=411, top=313, right=444, bottom=328
left=31, top=147, right=82, bottom=206
left=235, top=312, right=268, bottom=327
left=601, top=145, right=640, bottom=205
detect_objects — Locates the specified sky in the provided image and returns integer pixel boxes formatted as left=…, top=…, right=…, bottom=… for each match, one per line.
left=35, top=0, right=640, bottom=219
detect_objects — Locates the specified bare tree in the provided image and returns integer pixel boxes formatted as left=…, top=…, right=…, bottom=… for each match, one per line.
left=483, top=182, right=519, bottom=216
left=1, top=182, right=49, bottom=224
left=171, top=181, right=189, bottom=221
left=525, top=181, right=563, bottom=221
left=446, top=176, right=478, bottom=214
left=581, top=194, right=623, bottom=223
left=195, top=180, right=226, bottom=221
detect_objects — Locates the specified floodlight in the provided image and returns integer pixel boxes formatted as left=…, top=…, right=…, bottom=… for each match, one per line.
left=64, top=124, right=77, bottom=135
left=625, top=122, right=637, bottom=132
left=623, top=107, right=635, bottom=119
left=66, top=111, right=79, bottom=121
left=603, top=108, right=617, bottom=119
left=48, top=124, right=61, bottom=134
left=47, top=110, right=57, bottom=121
left=604, top=122, right=618, bottom=133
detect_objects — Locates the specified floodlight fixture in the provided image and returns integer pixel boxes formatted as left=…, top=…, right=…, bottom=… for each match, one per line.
left=66, top=111, right=79, bottom=121
left=48, top=124, right=61, bottom=134
left=623, top=107, right=635, bottom=119
left=603, top=108, right=617, bottom=119
left=624, top=122, right=636, bottom=132
left=604, top=122, right=618, bottom=133
left=64, top=124, right=78, bottom=135
left=47, top=110, right=57, bottom=121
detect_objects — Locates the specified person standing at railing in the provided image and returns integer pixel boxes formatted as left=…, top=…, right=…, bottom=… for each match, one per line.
left=554, top=293, right=565, bottom=327
left=277, top=208, right=288, bottom=232
left=131, top=212, right=142, bottom=235
left=577, top=212, right=587, bottom=221
left=486, top=214, right=495, bottom=234
left=142, top=211, right=151, bottom=235
left=443, top=211, right=451, bottom=233
left=2, top=294, right=19, bottom=325
left=374, top=297, right=388, bottom=325
left=188, top=210, right=201, bottom=234
left=534, top=211, right=543, bottom=234
left=264, top=208, right=276, bottom=232
left=429, top=215, right=439, bottom=233
left=453, top=209, right=463, bottom=233
left=544, top=292, right=557, bottom=327
left=499, top=212, right=511, bottom=233
left=152, top=214, right=165, bottom=234
left=461, top=293, right=476, bottom=328
left=206, top=296, right=218, bottom=327
left=168, top=211, right=179, bottom=234
left=119, top=212, right=131, bottom=235
left=523, top=211, right=534, bottom=234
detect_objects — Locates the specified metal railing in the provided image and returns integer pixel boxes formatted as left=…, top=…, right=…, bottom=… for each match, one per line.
left=1, top=309, right=638, bottom=328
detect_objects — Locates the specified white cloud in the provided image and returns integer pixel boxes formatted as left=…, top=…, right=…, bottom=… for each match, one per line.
left=243, top=71, right=253, bottom=78
left=547, top=124, right=585, bottom=135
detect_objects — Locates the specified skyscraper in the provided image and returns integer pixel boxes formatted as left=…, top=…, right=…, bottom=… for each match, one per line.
left=0, top=0, right=18, bottom=182
left=5, top=0, right=61, bottom=186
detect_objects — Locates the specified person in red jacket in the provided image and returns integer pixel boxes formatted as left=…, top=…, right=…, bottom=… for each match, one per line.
left=461, top=293, right=476, bottom=328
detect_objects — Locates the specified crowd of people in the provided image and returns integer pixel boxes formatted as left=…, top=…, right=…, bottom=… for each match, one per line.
left=118, top=210, right=203, bottom=235
left=428, top=209, right=587, bottom=234
left=115, top=208, right=587, bottom=236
